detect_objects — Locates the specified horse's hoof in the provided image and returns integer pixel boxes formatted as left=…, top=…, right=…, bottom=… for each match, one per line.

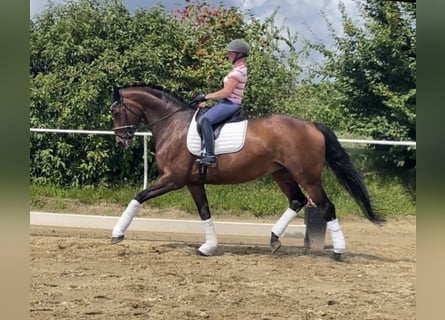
left=196, top=249, right=209, bottom=257
left=333, top=252, right=343, bottom=261
left=270, top=240, right=282, bottom=253
left=111, top=235, right=124, bottom=244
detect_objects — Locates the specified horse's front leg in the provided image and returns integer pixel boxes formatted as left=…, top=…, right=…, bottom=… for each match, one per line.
left=187, top=184, right=218, bottom=256
left=111, top=176, right=181, bottom=244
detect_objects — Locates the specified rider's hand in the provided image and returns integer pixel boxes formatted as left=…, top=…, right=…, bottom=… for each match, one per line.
left=191, top=93, right=207, bottom=105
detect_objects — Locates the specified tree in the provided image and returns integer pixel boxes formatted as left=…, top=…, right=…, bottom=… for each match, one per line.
left=30, top=0, right=302, bottom=186
left=171, top=1, right=302, bottom=118
left=384, top=0, right=415, bottom=3
left=310, top=0, right=416, bottom=168
left=30, top=0, right=134, bottom=186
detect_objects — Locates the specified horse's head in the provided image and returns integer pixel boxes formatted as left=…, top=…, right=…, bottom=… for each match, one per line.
left=110, top=85, right=194, bottom=148
left=109, top=87, right=142, bottom=149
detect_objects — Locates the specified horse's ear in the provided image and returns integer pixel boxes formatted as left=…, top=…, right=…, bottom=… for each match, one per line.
left=112, top=87, right=120, bottom=102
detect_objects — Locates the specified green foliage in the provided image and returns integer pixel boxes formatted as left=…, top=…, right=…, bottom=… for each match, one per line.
left=307, top=0, right=416, bottom=168
left=30, top=0, right=302, bottom=186
left=30, top=0, right=416, bottom=222
left=30, top=168, right=416, bottom=218
left=289, top=81, right=348, bottom=129
left=241, top=11, right=301, bottom=118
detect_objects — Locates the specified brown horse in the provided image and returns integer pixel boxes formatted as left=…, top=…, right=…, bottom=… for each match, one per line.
left=109, top=85, right=384, bottom=259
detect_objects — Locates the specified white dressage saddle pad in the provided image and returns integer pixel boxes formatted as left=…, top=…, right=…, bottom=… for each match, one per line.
left=186, top=110, right=248, bottom=157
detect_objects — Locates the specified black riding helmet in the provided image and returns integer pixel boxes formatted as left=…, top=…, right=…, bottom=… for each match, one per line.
left=226, top=39, right=249, bottom=63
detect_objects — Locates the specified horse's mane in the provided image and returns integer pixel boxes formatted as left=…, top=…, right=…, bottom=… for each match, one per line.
left=120, top=83, right=189, bottom=107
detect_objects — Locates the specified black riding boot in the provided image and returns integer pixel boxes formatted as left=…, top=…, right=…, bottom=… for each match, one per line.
left=199, top=118, right=217, bottom=167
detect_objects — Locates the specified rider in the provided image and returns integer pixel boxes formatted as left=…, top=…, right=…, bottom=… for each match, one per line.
left=192, top=38, right=249, bottom=167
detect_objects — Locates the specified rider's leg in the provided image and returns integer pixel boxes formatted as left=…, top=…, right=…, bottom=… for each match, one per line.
left=204, top=100, right=241, bottom=124
left=198, top=101, right=240, bottom=166
left=199, top=117, right=217, bottom=166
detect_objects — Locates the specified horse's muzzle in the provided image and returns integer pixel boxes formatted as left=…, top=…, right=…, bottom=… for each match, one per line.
left=116, top=139, right=132, bottom=149
left=113, top=126, right=136, bottom=149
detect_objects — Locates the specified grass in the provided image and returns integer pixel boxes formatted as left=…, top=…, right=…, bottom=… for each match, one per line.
left=30, top=169, right=416, bottom=219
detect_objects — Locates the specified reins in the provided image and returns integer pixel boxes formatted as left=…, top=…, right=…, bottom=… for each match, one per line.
left=111, top=88, right=199, bottom=143
left=111, top=97, right=193, bottom=142
left=145, top=105, right=190, bottom=128
left=145, top=93, right=200, bottom=127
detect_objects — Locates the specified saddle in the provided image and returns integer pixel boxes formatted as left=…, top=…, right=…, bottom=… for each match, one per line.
left=186, top=108, right=248, bottom=157
left=195, top=107, right=247, bottom=139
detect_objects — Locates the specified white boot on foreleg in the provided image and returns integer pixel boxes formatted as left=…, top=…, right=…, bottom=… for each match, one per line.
left=111, top=199, right=141, bottom=244
left=197, top=218, right=218, bottom=256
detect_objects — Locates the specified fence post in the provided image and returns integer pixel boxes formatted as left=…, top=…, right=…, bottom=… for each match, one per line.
left=143, top=135, right=148, bottom=190
left=304, top=205, right=327, bottom=251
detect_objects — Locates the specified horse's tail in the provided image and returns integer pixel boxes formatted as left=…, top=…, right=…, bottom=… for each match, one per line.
left=314, top=122, right=386, bottom=225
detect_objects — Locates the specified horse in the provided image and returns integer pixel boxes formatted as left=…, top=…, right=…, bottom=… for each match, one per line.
left=109, top=84, right=385, bottom=260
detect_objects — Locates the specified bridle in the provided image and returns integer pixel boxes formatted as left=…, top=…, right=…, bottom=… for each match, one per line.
left=110, top=95, right=190, bottom=143
left=110, top=100, right=139, bottom=142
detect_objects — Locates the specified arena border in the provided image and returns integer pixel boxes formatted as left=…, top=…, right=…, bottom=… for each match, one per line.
left=30, top=211, right=306, bottom=239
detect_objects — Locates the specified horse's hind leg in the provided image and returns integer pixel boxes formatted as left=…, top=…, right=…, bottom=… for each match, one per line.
left=187, top=184, right=218, bottom=256
left=270, top=169, right=308, bottom=253
left=303, top=183, right=346, bottom=260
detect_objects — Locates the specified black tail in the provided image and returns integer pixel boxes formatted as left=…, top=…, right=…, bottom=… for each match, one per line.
left=314, top=122, right=385, bottom=224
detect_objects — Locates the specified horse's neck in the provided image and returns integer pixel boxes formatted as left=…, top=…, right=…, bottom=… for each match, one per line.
left=138, top=92, right=169, bottom=123
left=138, top=89, right=181, bottom=120
left=131, top=88, right=194, bottom=141
left=146, top=101, right=194, bottom=141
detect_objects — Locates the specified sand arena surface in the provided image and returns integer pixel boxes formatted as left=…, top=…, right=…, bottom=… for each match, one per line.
left=30, top=215, right=415, bottom=320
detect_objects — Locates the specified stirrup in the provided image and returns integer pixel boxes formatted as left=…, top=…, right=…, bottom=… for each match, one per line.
left=198, top=154, right=217, bottom=167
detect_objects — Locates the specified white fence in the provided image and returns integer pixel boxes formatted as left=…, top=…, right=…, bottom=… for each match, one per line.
left=30, top=128, right=416, bottom=189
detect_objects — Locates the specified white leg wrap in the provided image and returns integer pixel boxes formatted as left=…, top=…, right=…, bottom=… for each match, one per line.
left=112, top=200, right=141, bottom=237
left=198, top=218, right=218, bottom=256
left=327, top=218, right=346, bottom=254
left=271, top=208, right=297, bottom=238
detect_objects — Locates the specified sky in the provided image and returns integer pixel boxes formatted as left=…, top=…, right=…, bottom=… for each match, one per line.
left=30, top=0, right=362, bottom=43
left=30, top=0, right=363, bottom=67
